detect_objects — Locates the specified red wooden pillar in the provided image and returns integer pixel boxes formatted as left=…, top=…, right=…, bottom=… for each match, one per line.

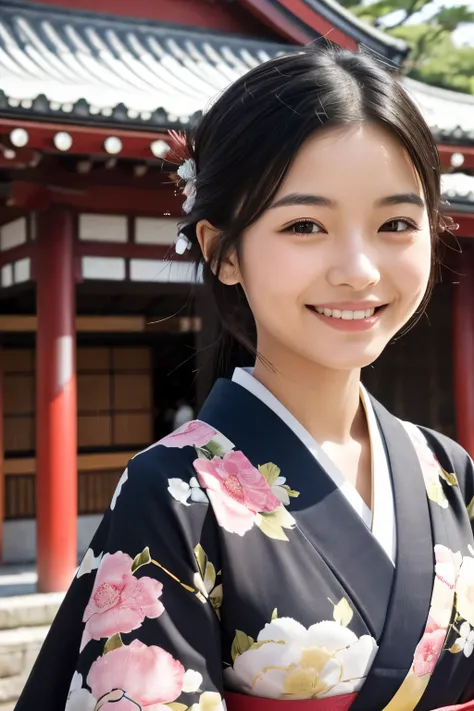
left=453, top=245, right=474, bottom=458
left=36, top=207, right=77, bottom=592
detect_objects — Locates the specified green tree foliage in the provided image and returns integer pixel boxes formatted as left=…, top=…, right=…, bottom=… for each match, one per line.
left=340, top=0, right=474, bottom=93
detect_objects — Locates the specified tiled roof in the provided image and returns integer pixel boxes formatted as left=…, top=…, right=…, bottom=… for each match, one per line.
left=404, top=78, right=474, bottom=144
left=0, top=1, right=287, bottom=127
left=0, top=1, right=473, bottom=146
left=441, top=173, right=474, bottom=207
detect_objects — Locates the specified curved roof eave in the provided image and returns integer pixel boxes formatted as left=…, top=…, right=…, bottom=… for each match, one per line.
left=237, top=0, right=408, bottom=64
left=403, top=77, right=474, bottom=144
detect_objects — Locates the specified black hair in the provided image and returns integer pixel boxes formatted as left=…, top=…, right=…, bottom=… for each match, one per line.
left=177, top=40, right=446, bottom=367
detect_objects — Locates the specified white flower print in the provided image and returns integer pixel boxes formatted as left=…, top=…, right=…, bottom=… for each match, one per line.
left=191, top=691, right=227, bottom=711
left=65, top=672, right=95, bottom=711
left=182, top=669, right=204, bottom=693
left=272, top=476, right=291, bottom=505
left=76, top=548, right=103, bottom=579
left=225, top=617, right=378, bottom=699
left=110, top=468, right=128, bottom=510
left=168, top=477, right=209, bottom=506
left=456, top=621, right=474, bottom=658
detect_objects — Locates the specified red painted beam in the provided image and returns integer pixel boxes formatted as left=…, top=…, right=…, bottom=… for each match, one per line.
left=0, top=243, right=35, bottom=270
left=23, top=0, right=270, bottom=36
left=277, top=0, right=357, bottom=49
left=438, top=144, right=474, bottom=170
left=8, top=181, right=183, bottom=216
left=36, top=207, right=78, bottom=592
left=0, top=118, right=170, bottom=160
left=238, top=0, right=313, bottom=44
left=239, top=0, right=357, bottom=49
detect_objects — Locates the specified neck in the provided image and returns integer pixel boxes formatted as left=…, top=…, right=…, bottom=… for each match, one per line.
left=252, top=346, right=363, bottom=445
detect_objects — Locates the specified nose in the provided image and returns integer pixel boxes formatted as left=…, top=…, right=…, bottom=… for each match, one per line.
left=327, top=245, right=381, bottom=291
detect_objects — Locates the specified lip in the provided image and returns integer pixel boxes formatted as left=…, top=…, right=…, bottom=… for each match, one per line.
left=305, top=304, right=387, bottom=332
left=312, top=301, right=386, bottom=310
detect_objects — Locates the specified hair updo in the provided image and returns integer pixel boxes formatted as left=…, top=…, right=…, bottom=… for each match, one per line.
left=176, top=40, right=445, bottom=362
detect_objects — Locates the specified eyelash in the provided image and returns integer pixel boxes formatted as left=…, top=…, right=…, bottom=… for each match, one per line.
left=282, top=218, right=420, bottom=235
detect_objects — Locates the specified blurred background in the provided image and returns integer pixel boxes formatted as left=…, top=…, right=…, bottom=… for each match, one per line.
left=0, top=0, right=473, bottom=706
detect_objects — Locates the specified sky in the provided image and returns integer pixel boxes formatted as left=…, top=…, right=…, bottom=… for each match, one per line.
left=378, top=0, right=474, bottom=45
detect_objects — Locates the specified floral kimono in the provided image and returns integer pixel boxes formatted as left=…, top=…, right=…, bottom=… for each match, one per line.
left=13, top=369, right=474, bottom=711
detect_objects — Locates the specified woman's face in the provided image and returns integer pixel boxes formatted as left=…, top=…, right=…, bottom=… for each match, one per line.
left=231, top=122, right=432, bottom=371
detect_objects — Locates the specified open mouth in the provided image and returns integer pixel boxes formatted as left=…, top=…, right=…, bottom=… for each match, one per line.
left=306, top=305, right=387, bottom=321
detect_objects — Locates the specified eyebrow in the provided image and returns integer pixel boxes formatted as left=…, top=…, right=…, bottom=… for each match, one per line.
left=375, top=193, right=425, bottom=209
left=270, top=193, right=333, bottom=209
left=269, top=192, right=425, bottom=210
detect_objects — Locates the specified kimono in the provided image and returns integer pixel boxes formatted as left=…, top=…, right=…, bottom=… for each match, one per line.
left=13, top=368, right=474, bottom=711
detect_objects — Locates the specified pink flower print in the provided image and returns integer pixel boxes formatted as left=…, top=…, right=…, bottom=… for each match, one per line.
left=193, top=450, right=281, bottom=536
left=435, top=544, right=462, bottom=592
left=159, top=420, right=217, bottom=449
left=87, top=640, right=185, bottom=710
left=413, top=627, right=446, bottom=677
left=80, top=552, right=164, bottom=651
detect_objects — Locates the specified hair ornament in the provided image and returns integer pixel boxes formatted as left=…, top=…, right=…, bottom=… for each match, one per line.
left=168, top=130, right=197, bottom=214
left=175, top=231, right=192, bottom=255
left=178, top=158, right=197, bottom=214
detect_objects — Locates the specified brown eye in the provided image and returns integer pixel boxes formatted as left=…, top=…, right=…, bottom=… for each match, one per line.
left=380, top=219, right=416, bottom=233
left=285, top=221, right=322, bottom=234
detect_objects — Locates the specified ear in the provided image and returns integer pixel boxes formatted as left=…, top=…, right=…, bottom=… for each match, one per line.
left=196, top=220, right=240, bottom=286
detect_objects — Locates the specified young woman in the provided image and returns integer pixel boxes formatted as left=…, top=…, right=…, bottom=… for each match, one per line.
left=14, top=42, right=474, bottom=711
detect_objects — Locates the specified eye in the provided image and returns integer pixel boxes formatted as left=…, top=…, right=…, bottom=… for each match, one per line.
left=379, top=218, right=418, bottom=233
left=283, top=220, right=324, bottom=235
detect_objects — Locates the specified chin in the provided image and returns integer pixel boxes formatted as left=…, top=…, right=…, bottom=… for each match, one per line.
left=307, top=343, right=388, bottom=372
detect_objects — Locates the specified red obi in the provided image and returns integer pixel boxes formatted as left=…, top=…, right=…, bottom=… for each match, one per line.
left=224, top=692, right=474, bottom=711
left=225, top=692, right=357, bottom=711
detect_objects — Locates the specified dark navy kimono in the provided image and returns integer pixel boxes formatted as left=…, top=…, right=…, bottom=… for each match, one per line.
left=13, top=377, right=474, bottom=711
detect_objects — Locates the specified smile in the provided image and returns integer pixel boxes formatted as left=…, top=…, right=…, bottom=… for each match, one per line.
left=306, top=304, right=387, bottom=331
left=314, top=307, right=376, bottom=320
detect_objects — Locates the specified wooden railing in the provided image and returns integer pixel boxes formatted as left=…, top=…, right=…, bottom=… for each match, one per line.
left=3, top=452, right=135, bottom=520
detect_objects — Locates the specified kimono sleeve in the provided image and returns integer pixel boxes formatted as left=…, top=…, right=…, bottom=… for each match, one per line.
left=14, top=444, right=224, bottom=711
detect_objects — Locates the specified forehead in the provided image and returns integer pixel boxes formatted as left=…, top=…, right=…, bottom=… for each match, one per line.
left=278, top=122, right=422, bottom=199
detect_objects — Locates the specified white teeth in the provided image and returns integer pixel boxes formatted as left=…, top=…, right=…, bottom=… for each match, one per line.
left=314, top=307, right=376, bottom=320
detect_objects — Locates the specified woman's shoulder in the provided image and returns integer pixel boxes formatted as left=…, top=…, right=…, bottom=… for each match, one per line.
left=401, top=419, right=474, bottom=504
left=410, top=422, right=472, bottom=468
left=131, top=419, right=227, bottom=469
left=116, top=419, right=225, bottom=508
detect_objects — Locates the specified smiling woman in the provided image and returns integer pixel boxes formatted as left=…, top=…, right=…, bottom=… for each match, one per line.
left=13, top=41, right=474, bottom=711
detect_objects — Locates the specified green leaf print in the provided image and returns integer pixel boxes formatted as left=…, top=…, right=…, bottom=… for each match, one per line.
left=231, top=630, right=255, bottom=662
left=104, top=633, right=123, bottom=654
left=194, top=543, right=207, bottom=578
left=256, top=513, right=289, bottom=541
left=204, top=440, right=226, bottom=458
left=131, top=546, right=152, bottom=573
left=439, top=468, right=458, bottom=487
left=258, top=463, right=281, bottom=486
left=283, top=485, right=300, bottom=498
left=467, top=496, right=474, bottom=520
left=332, top=598, right=354, bottom=627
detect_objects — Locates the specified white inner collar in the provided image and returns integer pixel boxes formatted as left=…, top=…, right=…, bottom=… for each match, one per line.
left=231, top=366, right=396, bottom=565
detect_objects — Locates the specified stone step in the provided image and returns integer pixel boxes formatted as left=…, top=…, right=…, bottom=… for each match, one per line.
left=0, top=593, right=64, bottom=630
left=0, top=702, right=17, bottom=711
left=0, top=625, right=49, bottom=703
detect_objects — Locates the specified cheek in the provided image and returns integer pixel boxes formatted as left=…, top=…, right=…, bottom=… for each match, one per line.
left=241, top=240, right=312, bottom=311
left=389, top=237, right=432, bottom=302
